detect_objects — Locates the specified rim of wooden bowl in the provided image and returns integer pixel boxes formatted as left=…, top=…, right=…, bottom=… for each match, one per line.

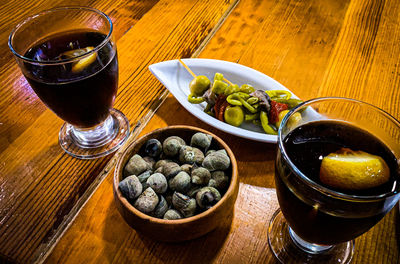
left=113, top=125, right=238, bottom=226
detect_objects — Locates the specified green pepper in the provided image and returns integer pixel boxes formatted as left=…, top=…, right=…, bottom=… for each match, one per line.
left=224, top=84, right=240, bottom=95
left=188, top=94, right=205, bottom=104
left=240, top=84, right=255, bottom=94
left=265, top=90, right=292, bottom=100
left=272, top=98, right=302, bottom=109
left=260, top=111, right=278, bottom=135
left=238, top=96, right=257, bottom=113
left=245, top=113, right=259, bottom=121
left=214, top=72, right=224, bottom=81
left=247, top=97, right=259, bottom=105
left=226, top=93, right=242, bottom=106
left=237, top=92, right=250, bottom=99
left=211, top=80, right=228, bottom=94
left=226, top=92, right=255, bottom=112
left=252, top=103, right=260, bottom=111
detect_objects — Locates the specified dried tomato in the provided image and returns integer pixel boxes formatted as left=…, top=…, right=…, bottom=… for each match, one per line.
left=269, top=100, right=288, bottom=124
left=213, top=94, right=227, bottom=121
left=217, top=101, right=229, bottom=122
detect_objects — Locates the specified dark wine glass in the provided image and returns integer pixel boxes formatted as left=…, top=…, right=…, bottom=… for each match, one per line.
left=268, top=97, right=400, bottom=263
left=9, top=7, right=130, bottom=159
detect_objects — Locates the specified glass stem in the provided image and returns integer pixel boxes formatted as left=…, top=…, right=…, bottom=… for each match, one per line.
left=288, top=227, right=332, bottom=254
left=70, top=114, right=116, bottom=148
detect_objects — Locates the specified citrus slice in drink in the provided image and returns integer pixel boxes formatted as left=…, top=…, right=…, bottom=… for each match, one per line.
left=319, top=148, right=390, bottom=190
left=71, top=47, right=97, bottom=73
left=61, top=46, right=97, bottom=73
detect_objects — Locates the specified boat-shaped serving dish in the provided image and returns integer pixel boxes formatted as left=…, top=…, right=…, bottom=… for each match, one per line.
left=149, top=58, right=300, bottom=143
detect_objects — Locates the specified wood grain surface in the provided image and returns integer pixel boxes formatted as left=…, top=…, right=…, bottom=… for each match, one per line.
left=1, top=0, right=400, bottom=263
left=45, top=96, right=400, bottom=264
left=0, top=0, right=237, bottom=263
left=44, top=0, right=400, bottom=263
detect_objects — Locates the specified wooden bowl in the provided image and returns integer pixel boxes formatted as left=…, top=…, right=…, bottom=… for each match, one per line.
left=113, top=125, right=239, bottom=242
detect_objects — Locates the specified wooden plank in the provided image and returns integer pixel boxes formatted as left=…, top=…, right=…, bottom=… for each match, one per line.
left=199, top=0, right=350, bottom=100
left=318, top=0, right=400, bottom=116
left=0, top=0, right=237, bottom=263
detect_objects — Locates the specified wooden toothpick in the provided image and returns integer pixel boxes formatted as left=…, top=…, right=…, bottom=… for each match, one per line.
left=178, top=58, right=234, bottom=85
left=223, top=77, right=233, bottom=86
left=179, top=59, right=197, bottom=78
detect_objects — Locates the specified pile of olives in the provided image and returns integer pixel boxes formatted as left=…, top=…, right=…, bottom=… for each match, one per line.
left=119, top=132, right=231, bottom=220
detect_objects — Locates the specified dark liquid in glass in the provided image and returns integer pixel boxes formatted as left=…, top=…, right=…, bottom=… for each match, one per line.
left=276, top=120, right=399, bottom=244
left=24, top=30, right=118, bottom=128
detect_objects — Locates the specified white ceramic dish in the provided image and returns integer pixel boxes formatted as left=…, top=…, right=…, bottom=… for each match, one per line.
left=149, top=58, right=299, bottom=143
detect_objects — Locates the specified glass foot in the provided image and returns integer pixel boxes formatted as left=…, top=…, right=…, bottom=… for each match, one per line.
left=59, top=108, right=130, bottom=159
left=267, top=209, right=354, bottom=264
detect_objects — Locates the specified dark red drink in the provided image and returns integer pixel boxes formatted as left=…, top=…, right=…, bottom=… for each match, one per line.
left=276, top=120, right=400, bottom=244
left=23, top=30, right=118, bottom=128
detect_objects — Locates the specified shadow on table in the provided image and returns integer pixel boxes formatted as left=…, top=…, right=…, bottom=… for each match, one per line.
left=101, top=201, right=233, bottom=263
left=140, top=211, right=234, bottom=263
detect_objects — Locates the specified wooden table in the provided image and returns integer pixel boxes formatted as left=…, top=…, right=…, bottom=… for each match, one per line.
left=0, top=0, right=399, bottom=263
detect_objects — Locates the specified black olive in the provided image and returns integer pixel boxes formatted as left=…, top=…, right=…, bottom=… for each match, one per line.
left=144, top=139, right=162, bottom=157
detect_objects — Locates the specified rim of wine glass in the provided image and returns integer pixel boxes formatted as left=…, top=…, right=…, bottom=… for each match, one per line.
left=8, top=6, right=113, bottom=65
left=278, top=96, right=400, bottom=201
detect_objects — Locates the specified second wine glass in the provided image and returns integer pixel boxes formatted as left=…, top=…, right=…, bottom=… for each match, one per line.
left=269, top=97, right=400, bottom=263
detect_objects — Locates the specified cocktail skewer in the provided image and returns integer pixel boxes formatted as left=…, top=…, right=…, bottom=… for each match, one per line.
left=223, top=77, right=233, bottom=86
left=178, top=58, right=233, bottom=85
left=179, top=58, right=196, bottom=78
